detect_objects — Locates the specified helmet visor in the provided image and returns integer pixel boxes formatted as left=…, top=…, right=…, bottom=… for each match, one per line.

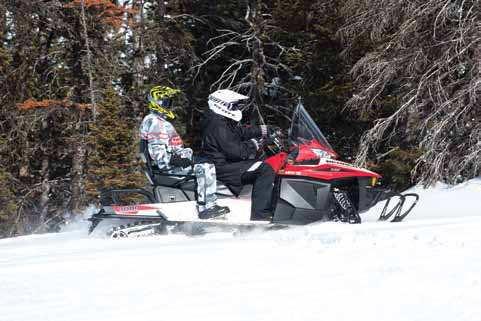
left=154, top=98, right=172, bottom=108
left=230, top=101, right=247, bottom=111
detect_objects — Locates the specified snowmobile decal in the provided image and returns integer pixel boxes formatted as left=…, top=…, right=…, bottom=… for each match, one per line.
left=112, top=204, right=163, bottom=215
left=282, top=170, right=303, bottom=176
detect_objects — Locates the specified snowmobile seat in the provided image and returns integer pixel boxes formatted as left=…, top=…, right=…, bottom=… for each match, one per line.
left=139, top=139, right=237, bottom=201
left=139, top=139, right=196, bottom=186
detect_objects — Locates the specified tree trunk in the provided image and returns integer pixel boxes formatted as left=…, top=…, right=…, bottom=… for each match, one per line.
left=79, top=0, right=97, bottom=120
left=131, top=0, right=145, bottom=116
left=134, top=0, right=145, bottom=88
left=246, top=0, right=266, bottom=124
left=38, top=117, right=50, bottom=232
left=38, top=155, right=50, bottom=230
left=156, top=0, right=166, bottom=18
left=0, top=3, right=6, bottom=40
left=69, top=136, right=86, bottom=216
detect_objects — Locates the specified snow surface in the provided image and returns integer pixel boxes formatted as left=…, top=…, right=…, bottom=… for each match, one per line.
left=1, top=179, right=481, bottom=321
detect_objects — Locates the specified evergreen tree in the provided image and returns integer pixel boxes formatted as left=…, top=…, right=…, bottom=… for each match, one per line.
left=2, top=0, right=479, bottom=237
left=0, top=167, right=17, bottom=237
left=340, top=0, right=481, bottom=185
left=85, top=87, right=145, bottom=200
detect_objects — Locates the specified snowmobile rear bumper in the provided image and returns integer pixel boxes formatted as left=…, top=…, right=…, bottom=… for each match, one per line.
left=88, top=211, right=168, bottom=234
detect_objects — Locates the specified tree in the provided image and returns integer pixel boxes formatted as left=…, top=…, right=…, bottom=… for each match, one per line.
left=85, top=87, right=145, bottom=199
left=340, top=0, right=481, bottom=185
left=0, top=166, right=17, bottom=237
left=191, top=0, right=298, bottom=123
left=9, top=99, right=90, bottom=234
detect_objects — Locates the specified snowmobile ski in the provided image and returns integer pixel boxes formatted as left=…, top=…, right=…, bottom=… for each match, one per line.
left=378, top=192, right=419, bottom=222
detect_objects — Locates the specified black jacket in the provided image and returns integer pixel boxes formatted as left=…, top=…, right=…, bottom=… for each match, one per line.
left=201, top=110, right=263, bottom=195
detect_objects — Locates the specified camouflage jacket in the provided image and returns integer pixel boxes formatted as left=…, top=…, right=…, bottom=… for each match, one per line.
left=139, top=112, right=192, bottom=170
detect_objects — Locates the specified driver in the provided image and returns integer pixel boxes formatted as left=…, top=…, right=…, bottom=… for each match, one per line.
left=140, top=86, right=230, bottom=220
left=200, top=89, right=279, bottom=221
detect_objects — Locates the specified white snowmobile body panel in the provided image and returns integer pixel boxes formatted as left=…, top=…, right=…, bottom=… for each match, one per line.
left=107, top=195, right=270, bottom=225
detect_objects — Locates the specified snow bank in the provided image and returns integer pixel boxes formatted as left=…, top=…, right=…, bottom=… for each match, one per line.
left=362, top=177, right=481, bottom=222
left=407, top=177, right=481, bottom=219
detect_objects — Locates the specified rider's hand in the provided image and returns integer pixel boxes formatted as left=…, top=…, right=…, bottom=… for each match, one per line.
left=267, top=125, right=284, bottom=138
left=169, top=154, right=193, bottom=169
left=267, top=125, right=279, bottom=135
left=260, top=125, right=282, bottom=137
left=260, top=136, right=276, bottom=148
left=251, top=137, right=275, bottom=152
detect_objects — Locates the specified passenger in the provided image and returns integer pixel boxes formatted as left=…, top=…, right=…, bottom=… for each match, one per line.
left=200, top=89, right=279, bottom=220
left=140, top=86, right=229, bottom=219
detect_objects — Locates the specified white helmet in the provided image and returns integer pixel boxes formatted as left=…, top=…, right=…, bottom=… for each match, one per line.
left=208, top=89, right=249, bottom=122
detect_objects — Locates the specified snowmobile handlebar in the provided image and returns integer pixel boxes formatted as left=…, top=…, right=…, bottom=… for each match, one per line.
left=259, top=130, right=287, bottom=158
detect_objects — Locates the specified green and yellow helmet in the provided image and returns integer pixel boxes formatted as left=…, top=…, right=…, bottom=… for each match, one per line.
left=147, top=85, right=181, bottom=119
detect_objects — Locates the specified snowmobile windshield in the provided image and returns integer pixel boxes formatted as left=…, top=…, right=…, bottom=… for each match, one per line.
left=289, top=101, right=338, bottom=158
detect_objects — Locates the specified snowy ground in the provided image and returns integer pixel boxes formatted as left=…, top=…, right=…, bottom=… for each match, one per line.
left=1, top=179, right=481, bottom=321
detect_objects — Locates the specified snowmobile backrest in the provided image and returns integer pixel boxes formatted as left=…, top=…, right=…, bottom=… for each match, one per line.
left=139, top=138, right=197, bottom=192
left=99, top=188, right=156, bottom=206
left=139, top=139, right=148, bottom=163
left=139, top=139, right=240, bottom=200
left=139, top=138, right=157, bottom=185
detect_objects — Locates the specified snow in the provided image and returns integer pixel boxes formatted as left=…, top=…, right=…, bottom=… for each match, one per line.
left=1, top=179, right=481, bottom=321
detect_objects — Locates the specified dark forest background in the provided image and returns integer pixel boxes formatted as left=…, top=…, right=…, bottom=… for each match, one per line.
left=0, top=0, right=480, bottom=237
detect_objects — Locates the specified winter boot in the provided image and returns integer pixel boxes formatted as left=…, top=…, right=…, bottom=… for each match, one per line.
left=251, top=213, right=273, bottom=221
left=198, top=205, right=230, bottom=220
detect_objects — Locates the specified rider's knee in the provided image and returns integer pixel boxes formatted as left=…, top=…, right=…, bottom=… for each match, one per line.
left=260, top=163, right=276, bottom=180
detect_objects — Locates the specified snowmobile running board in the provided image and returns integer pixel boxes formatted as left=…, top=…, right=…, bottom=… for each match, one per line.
left=88, top=210, right=287, bottom=238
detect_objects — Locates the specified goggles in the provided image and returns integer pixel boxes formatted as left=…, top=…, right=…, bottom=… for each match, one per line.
left=229, top=101, right=248, bottom=111
left=153, top=98, right=172, bottom=108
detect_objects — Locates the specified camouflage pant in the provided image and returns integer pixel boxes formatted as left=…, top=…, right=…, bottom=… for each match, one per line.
left=193, top=163, right=218, bottom=211
left=171, top=162, right=218, bottom=211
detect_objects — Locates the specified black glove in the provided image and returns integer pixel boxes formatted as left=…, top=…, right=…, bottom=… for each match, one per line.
left=250, top=136, right=278, bottom=154
left=267, top=125, right=284, bottom=138
left=169, top=154, right=192, bottom=169
left=262, top=136, right=276, bottom=146
left=257, top=137, right=277, bottom=151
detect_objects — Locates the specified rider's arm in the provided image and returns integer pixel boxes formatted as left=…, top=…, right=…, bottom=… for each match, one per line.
left=224, top=140, right=258, bottom=161
left=238, top=125, right=267, bottom=140
left=213, top=125, right=259, bottom=161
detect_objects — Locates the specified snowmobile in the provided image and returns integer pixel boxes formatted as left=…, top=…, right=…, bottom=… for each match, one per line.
left=88, top=101, right=419, bottom=238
